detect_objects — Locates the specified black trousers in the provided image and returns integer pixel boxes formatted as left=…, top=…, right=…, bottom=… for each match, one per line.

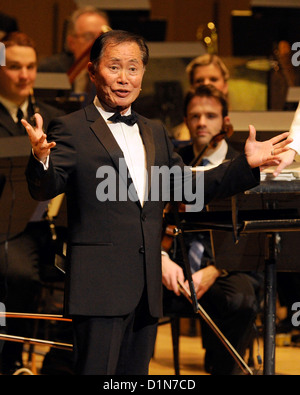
left=199, top=272, right=262, bottom=374
left=72, top=290, right=158, bottom=375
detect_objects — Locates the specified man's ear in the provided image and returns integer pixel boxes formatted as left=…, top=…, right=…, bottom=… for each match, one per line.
left=222, top=116, right=234, bottom=137
left=223, top=116, right=230, bottom=127
left=87, top=62, right=95, bottom=81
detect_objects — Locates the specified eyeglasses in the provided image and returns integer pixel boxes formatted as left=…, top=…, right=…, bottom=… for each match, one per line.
left=73, top=32, right=98, bottom=42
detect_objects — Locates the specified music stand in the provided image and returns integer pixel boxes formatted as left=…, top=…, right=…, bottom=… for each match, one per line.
left=167, top=179, right=300, bottom=375
left=237, top=181, right=300, bottom=375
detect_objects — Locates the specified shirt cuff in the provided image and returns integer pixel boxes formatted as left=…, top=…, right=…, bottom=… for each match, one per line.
left=32, top=149, right=49, bottom=170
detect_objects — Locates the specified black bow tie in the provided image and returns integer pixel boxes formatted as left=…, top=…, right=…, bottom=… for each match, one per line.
left=108, top=112, right=138, bottom=126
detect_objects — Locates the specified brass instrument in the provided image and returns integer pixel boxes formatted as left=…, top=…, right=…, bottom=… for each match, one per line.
left=197, top=22, right=218, bottom=54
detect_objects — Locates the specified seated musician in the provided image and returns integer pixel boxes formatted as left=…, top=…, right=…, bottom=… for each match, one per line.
left=162, top=85, right=263, bottom=375
left=0, top=32, right=64, bottom=137
left=0, top=32, right=66, bottom=374
left=38, top=6, right=110, bottom=102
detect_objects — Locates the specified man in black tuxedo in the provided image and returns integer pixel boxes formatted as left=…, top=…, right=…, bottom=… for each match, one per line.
left=162, top=85, right=263, bottom=374
left=0, top=32, right=65, bottom=374
left=23, top=30, right=291, bottom=375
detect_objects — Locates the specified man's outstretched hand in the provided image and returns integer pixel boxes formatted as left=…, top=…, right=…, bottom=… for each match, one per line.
left=245, top=125, right=292, bottom=170
left=22, top=113, right=56, bottom=163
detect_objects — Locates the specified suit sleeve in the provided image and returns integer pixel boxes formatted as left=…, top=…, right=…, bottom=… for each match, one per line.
left=202, top=154, right=260, bottom=205
left=26, top=117, right=76, bottom=201
left=162, top=127, right=260, bottom=206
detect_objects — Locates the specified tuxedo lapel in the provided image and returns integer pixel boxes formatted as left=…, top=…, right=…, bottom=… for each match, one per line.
left=87, top=104, right=137, bottom=202
left=136, top=114, right=155, bottom=200
left=89, top=108, right=125, bottom=171
left=87, top=105, right=156, bottom=206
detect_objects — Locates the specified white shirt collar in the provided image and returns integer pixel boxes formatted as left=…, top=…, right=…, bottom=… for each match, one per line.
left=0, top=95, right=28, bottom=122
left=194, top=139, right=228, bottom=168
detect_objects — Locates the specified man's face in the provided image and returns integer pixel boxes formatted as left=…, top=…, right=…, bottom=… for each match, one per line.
left=192, top=64, right=228, bottom=95
left=0, top=45, right=37, bottom=104
left=88, top=41, right=145, bottom=113
left=185, top=96, right=228, bottom=149
left=68, top=14, right=108, bottom=59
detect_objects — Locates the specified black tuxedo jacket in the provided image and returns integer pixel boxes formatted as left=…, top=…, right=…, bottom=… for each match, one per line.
left=26, top=103, right=259, bottom=318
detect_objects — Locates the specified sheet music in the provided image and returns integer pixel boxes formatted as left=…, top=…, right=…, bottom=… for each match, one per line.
left=261, top=162, right=300, bottom=181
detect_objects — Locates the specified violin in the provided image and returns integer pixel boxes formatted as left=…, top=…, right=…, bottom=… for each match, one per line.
left=190, top=122, right=234, bottom=167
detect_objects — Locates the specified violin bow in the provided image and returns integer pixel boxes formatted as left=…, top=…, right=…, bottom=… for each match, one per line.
left=177, top=279, right=253, bottom=375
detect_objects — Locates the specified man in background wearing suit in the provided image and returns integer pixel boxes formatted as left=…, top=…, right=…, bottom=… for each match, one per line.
left=38, top=6, right=110, bottom=101
left=0, top=32, right=63, bottom=137
left=0, top=31, right=64, bottom=374
left=162, top=85, right=263, bottom=374
left=23, top=30, right=291, bottom=375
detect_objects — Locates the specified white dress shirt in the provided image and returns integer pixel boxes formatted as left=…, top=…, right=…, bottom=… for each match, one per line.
left=94, top=97, right=147, bottom=205
left=289, top=102, right=300, bottom=155
left=0, top=95, right=28, bottom=122
left=194, top=139, right=228, bottom=170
